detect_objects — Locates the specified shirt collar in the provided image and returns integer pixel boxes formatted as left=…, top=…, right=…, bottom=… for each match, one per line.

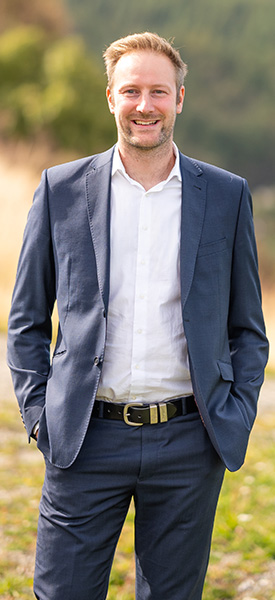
left=111, top=143, right=182, bottom=184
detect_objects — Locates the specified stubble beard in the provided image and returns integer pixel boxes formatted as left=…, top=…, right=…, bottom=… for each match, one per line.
left=119, top=115, right=176, bottom=152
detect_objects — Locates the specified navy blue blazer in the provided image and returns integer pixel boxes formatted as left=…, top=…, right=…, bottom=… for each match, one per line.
left=7, top=147, right=269, bottom=471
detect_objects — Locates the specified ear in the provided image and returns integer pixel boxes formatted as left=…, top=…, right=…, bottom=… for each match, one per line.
left=106, top=87, right=115, bottom=114
left=176, top=86, right=185, bottom=114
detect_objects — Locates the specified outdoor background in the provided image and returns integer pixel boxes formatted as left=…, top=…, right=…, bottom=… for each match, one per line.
left=0, top=0, right=274, bottom=598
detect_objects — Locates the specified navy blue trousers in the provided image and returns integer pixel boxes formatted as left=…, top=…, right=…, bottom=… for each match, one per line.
left=34, top=409, right=225, bottom=600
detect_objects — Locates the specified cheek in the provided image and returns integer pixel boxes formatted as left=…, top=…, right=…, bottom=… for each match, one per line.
left=116, top=105, right=135, bottom=123
left=157, top=99, right=176, bottom=113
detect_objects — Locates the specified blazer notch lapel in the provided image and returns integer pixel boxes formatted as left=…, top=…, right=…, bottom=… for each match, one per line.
left=85, top=156, right=113, bottom=312
left=180, top=168, right=207, bottom=309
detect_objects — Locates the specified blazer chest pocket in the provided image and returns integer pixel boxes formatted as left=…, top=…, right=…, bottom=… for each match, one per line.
left=197, top=237, right=227, bottom=258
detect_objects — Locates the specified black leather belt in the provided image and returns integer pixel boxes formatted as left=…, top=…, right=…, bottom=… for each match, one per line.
left=93, top=395, right=197, bottom=426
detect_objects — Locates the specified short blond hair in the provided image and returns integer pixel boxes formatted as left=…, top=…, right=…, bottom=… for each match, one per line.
left=103, top=32, right=188, bottom=100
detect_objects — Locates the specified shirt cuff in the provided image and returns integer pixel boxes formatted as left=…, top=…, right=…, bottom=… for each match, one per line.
left=32, top=421, right=39, bottom=437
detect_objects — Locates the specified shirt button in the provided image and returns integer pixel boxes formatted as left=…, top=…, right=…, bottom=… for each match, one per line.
left=94, top=356, right=100, bottom=366
left=141, top=259, right=145, bottom=265
left=137, top=329, right=142, bottom=334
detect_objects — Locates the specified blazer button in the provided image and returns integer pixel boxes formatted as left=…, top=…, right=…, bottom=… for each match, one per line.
left=94, top=356, right=100, bottom=366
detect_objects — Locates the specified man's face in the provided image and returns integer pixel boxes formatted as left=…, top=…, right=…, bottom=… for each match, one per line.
left=106, top=51, right=185, bottom=152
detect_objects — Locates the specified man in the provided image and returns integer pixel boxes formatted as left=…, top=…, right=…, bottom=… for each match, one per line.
left=7, top=32, right=268, bottom=600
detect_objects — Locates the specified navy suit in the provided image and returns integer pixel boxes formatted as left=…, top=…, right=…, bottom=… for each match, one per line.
left=8, top=147, right=268, bottom=470
left=7, top=147, right=268, bottom=599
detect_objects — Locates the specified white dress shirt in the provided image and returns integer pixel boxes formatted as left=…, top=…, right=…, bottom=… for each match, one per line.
left=97, top=144, right=193, bottom=404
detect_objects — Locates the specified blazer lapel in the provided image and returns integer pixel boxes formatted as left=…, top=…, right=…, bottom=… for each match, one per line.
left=85, top=147, right=114, bottom=313
left=179, top=153, right=207, bottom=309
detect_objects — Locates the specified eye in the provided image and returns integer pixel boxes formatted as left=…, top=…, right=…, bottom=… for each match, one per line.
left=152, top=89, right=167, bottom=95
left=123, top=89, right=139, bottom=96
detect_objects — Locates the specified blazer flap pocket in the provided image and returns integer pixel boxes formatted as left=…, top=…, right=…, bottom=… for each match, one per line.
left=217, top=360, right=234, bottom=382
left=198, top=237, right=227, bottom=257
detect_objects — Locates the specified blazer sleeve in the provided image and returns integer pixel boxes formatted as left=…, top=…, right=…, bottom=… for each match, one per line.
left=228, top=178, right=269, bottom=428
left=7, top=170, right=56, bottom=440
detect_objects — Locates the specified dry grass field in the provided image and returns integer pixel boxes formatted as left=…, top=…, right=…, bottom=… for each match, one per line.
left=0, top=140, right=73, bottom=331
left=0, top=142, right=274, bottom=368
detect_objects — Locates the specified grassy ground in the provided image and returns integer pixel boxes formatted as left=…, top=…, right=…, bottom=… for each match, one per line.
left=1, top=390, right=275, bottom=600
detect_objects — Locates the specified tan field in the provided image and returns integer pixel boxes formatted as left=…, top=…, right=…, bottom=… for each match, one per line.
left=1, top=142, right=274, bottom=369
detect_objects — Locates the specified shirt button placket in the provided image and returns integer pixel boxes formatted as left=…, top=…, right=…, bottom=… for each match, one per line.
left=130, top=191, right=151, bottom=397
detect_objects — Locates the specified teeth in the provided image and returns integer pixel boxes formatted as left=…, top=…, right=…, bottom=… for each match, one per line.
left=134, top=120, right=157, bottom=125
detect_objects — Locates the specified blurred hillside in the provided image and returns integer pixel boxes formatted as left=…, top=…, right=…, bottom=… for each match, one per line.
left=65, top=0, right=275, bottom=189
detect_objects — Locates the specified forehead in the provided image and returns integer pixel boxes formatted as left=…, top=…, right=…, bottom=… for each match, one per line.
left=112, top=50, right=177, bottom=88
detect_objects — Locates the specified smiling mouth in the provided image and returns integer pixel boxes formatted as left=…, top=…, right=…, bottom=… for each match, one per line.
left=133, top=120, right=159, bottom=126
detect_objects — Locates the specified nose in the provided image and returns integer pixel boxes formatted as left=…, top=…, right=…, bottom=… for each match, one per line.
left=136, top=92, right=153, bottom=113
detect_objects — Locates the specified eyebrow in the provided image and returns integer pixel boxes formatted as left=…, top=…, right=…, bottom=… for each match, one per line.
left=118, top=83, right=172, bottom=91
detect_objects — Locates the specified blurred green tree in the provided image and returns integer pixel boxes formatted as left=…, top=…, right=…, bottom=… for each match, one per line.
left=0, top=26, right=116, bottom=153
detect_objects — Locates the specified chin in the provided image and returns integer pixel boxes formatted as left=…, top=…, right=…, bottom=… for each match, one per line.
left=128, top=135, right=167, bottom=150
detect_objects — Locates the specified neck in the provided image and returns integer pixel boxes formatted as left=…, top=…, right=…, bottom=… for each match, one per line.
left=117, top=141, right=176, bottom=191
